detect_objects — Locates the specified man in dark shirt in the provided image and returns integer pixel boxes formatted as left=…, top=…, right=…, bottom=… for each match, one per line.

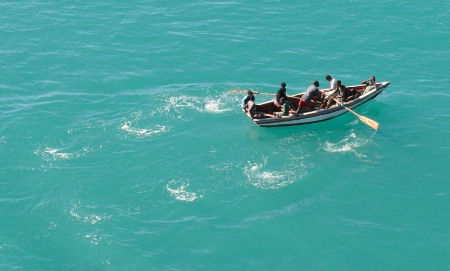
left=274, top=82, right=287, bottom=107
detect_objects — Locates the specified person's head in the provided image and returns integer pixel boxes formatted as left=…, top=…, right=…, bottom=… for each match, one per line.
left=281, top=82, right=286, bottom=88
left=280, top=97, right=286, bottom=104
left=313, top=80, right=319, bottom=87
left=371, top=76, right=376, bottom=81
left=336, top=80, right=342, bottom=87
left=325, top=75, right=332, bottom=81
left=247, top=90, right=253, bottom=96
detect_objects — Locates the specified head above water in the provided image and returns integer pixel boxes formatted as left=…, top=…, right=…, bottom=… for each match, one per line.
left=325, top=75, right=332, bottom=81
left=313, top=80, right=319, bottom=87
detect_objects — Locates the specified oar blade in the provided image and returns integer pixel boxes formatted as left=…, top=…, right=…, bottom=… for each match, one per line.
left=359, top=115, right=379, bottom=130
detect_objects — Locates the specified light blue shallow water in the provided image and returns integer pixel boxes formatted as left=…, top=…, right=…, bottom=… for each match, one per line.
left=1, top=1, right=449, bottom=270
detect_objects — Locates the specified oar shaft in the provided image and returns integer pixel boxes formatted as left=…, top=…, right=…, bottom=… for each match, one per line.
left=229, top=89, right=260, bottom=94
left=332, top=98, right=379, bottom=130
left=255, top=92, right=301, bottom=100
left=333, top=98, right=359, bottom=116
left=229, top=89, right=301, bottom=100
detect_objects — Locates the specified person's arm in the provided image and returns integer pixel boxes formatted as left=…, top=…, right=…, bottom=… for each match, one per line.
left=241, top=97, right=247, bottom=109
left=337, top=86, right=347, bottom=100
left=327, top=88, right=337, bottom=96
left=312, top=89, right=321, bottom=102
left=372, top=78, right=378, bottom=90
left=295, top=103, right=301, bottom=114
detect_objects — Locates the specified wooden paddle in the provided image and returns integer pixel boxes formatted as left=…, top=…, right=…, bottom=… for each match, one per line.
left=332, top=98, right=379, bottom=130
left=229, top=89, right=301, bottom=100
left=229, top=89, right=259, bottom=94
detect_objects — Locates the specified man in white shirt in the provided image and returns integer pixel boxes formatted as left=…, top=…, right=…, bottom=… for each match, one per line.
left=320, top=75, right=338, bottom=109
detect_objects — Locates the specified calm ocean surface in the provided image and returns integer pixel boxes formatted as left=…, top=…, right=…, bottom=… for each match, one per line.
left=1, top=1, right=449, bottom=270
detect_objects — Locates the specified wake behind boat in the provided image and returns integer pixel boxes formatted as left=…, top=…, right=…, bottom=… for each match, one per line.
left=238, top=81, right=391, bottom=128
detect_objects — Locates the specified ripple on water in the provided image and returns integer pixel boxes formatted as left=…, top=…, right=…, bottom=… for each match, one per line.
left=166, top=180, right=203, bottom=202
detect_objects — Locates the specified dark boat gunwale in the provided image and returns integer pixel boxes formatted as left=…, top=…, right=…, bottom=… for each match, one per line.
left=243, top=82, right=390, bottom=127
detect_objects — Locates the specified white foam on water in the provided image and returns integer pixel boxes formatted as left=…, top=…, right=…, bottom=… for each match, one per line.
left=120, top=121, right=167, bottom=137
left=34, top=146, right=95, bottom=161
left=166, top=180, right=202, bottom=202
left=163, top=93, right=235, bottom=114
left=204, top=98, right=232, bottom=113
left=323, top=132, right=368, bottom=158
left=244, top=157, right=300, bottom=190
left=37, top=147, right=72, bottom=160
left=166, top=95, right=204, bottom=113
left=69, top=202, right=112, bottom=225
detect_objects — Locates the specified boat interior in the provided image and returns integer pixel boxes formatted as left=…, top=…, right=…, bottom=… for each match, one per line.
left=253, top=84, right=371, bottom=117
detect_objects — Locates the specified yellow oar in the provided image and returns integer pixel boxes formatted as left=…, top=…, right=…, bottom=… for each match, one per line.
left=333, top=98, right=379, bottom=130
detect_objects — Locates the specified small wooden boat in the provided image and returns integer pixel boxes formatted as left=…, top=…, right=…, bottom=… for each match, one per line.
left=243, top=81, right=391, bottom=127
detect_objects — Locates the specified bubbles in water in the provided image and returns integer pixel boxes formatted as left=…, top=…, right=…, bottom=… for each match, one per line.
left=69, top=202, right=111, bottom=225
left=166, top=180, right=202, bottom=202
left=120, top=121, right=167, bottom=137
left=243, top=157, right=301, bottom=189
left=323, top=131, right=368, bottom=157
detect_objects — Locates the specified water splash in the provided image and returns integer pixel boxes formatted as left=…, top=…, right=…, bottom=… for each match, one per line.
left=119, top=109, right=169, bottom=138
left=323, top=131, right=368, bottom=157
left=204, top=98, right=232, bottom=113
left=69, top=202, right=111, bottom=225
left=166, top=180, right=202, bottom=202
left=162, top=93, right=235, bottom=114
left=243, top=157, right=299, bottom=189
left=120, top=121, right=167, bottom=137
left=34, top=147, right=72, bottom=160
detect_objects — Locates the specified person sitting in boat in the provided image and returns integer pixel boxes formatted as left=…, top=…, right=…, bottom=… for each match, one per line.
left=344, top=85, right=361, bottom=102
left=319, top=75, right=338, bottom=109
left=241, top=90, right=254, bottom=109
left=244, top=95, right=266, bottom=119
left=274, top=97, right=291, bottom=117
left=361, top=76, right=377, bottom=94
left=328, top=80, right=349, bottom=106
left=274, top=82, right=287, bottom=107
left=295, top=80, right=321, bottom=114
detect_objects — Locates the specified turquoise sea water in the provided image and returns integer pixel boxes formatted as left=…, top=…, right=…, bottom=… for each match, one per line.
left=1, top=1, right=449, bottom=270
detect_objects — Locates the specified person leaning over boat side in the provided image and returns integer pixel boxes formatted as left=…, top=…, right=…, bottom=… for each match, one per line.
left=295, top=80, right=320, bottom=114
left=319, top=75, right=338, bottom=109
left=241, top=90, right=254, bottom=109
left=274, top=82, right=287, bottom=107
left=361, top=76, right=377, bottom=94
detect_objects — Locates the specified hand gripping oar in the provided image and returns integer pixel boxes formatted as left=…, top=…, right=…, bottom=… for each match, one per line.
left=332, top=98, right=379, bottom=130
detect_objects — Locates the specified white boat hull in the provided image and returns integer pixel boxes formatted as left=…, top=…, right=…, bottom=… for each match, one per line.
left=249, top=81, right=390, bottom=127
